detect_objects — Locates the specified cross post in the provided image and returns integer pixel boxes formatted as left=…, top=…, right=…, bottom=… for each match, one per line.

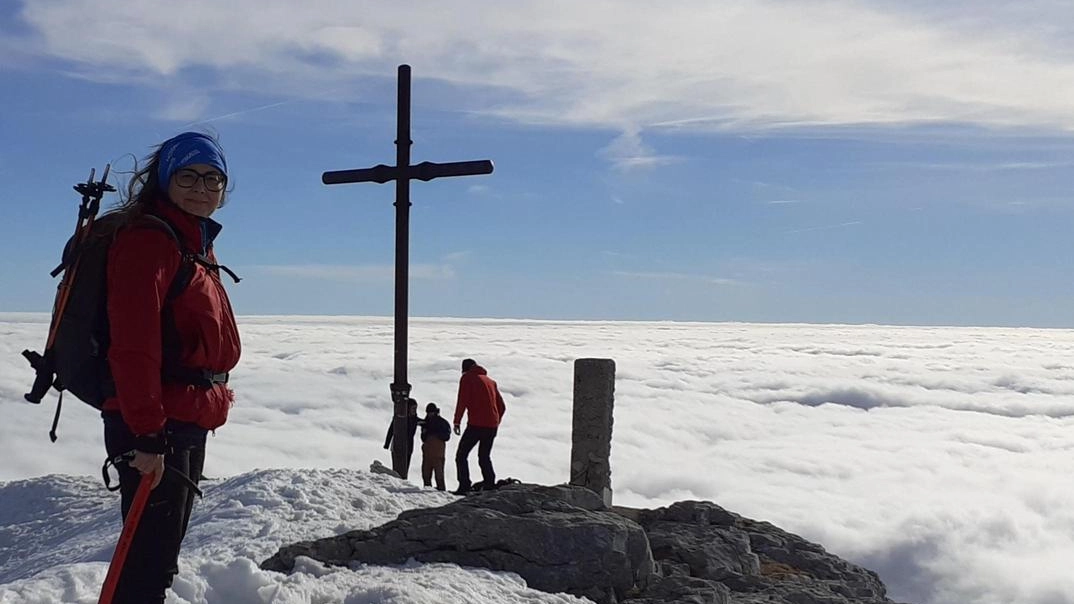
left=322, top=64, right=494, bottom=478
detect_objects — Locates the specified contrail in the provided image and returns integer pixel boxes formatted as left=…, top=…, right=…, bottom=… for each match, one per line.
left=784, top=220, right=863, bottom=234
left=182, top=101, right=292, bottom=127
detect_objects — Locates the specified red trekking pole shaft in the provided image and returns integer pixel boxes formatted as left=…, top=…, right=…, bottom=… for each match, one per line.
left=47, top=165, right=112, bottom=350
left=98, top=472, right=154, bottom=604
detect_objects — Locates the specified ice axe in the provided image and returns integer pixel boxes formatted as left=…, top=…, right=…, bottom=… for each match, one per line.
left=97, top=471, right=153, bottom=604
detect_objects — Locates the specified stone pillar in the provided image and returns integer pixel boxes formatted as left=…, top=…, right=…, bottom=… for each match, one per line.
left=570, top=358, right=615, bottom=506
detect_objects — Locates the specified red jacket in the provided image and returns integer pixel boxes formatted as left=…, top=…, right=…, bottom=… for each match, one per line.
left=454, top=365, right=506, bottom=428
left=103, top=200, right=241, bottom=435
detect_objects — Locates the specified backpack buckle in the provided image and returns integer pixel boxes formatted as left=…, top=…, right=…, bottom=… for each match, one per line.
left=193, top=369, right=229, bottom=389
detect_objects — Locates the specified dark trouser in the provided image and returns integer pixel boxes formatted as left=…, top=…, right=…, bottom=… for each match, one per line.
left=455, top=425, right=497, bottom=489
left=404, top=446, right=414, bottom=479
left=103, top=413, right=207, bottom=604
left=422, top=439, right=447, bottom=490
left=394, top=445, right=415, bottom=479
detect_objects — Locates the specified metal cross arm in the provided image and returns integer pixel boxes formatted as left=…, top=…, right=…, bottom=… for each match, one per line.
left=323, top=160, right=493, bottom=185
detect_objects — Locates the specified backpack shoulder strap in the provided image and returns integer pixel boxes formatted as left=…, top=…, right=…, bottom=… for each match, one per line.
left=129, top=214, right=195, bottom=300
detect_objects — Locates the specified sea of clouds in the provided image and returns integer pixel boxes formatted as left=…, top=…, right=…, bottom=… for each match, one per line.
left=3, top=313, right=1074, bottom=604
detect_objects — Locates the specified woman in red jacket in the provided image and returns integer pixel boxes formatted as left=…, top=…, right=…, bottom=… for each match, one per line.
left=102, top=131, right=241, bottom=604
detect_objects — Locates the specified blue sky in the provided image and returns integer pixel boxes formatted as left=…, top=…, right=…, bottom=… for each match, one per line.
left=3, top=0, right=1074, bottom=327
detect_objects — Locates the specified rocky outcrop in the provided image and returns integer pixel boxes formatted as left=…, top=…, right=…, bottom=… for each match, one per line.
left=261, top=483, right=907, bottom=604
left=628, top=501, right=898, bottom=603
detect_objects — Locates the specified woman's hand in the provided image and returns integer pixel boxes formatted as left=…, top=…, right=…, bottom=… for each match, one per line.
left=130, top=450, right=165, bottom=489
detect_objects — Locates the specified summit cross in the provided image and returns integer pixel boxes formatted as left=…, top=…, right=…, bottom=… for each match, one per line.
left=322, top=64, right=494, bottom=478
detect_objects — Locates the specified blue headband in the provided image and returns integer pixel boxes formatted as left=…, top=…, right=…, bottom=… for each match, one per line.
left=157, top=132, right=228, bottom=188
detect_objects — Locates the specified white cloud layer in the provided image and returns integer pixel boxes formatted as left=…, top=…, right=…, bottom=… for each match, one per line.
left=4, top=313, right=1074, bottom=603
left=11, top=1, right=1074, bottom=133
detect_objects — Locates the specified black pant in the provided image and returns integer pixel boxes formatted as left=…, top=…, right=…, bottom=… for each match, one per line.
left=103, top=413, right=207, bottom=604
left=455, top=425, right=497, bottom=489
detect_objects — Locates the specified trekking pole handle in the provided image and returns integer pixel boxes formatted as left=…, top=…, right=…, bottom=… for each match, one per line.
left=74, top=164, right=116, bottom=216
left=21, top=350, right=53, bottom=404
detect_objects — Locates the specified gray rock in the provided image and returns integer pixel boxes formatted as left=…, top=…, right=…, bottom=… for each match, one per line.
left=368, top=460, right=400, bottom=478
left=640, top=502, right=760, bottom=583
left=627, top=572, right=732, bottom=604
left=261, top=483, right=654, bottom=603
left=629, top=501, right=898, bottom=604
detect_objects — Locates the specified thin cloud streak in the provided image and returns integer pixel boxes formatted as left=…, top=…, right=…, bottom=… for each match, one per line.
left=784, top=221, right=864, bottom=235
left=441, top=251, right=471, bottom=263
left=613, top=270, right=738, bottom=285
left=867, top=159, right=1074, bottom=171
left=257, top=263, right=456, bottom=282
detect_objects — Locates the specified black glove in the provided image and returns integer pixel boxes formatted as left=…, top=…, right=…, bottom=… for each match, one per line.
left=133, top=433, right=167, bottom=454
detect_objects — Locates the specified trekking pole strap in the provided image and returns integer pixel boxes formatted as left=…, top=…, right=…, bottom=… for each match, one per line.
left=165, top=464, right=203, bottom=496
left=101, top=454, right=122, bottom=492
left=49, top=391, right=63, bottom=443
left=102, top=450, right=204, bottom=497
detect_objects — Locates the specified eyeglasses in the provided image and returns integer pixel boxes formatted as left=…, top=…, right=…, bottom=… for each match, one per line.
left=173, top=168, right=227, bottom=192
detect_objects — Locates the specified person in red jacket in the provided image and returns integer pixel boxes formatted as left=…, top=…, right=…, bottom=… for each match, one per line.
left=452, top=358, right=506, bottom=494
left=102, top=131, right=241, bottom=604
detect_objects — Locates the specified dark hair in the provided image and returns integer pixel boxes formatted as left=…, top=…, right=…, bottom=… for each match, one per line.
left=462, top=358, right=477, bottom=372
left=102, top=132, right=229, bottom=232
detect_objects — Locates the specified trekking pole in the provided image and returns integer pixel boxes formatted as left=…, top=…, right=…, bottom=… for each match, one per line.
left=23, top=165, right=115, bottom=405
left=47, top=164, right=114, bottom=349
left=98, top=471, right=153, bottom=604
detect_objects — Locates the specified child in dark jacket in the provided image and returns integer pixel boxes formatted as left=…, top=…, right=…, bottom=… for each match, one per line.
left=384, top=399, right=420, bottom=477
left=419, top=403, right=452, bottom=490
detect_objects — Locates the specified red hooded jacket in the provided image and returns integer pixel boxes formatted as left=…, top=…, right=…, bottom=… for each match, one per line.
left=103, top=200, right=241, bottom=435
left=453, top=365, right=506, bottom=428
